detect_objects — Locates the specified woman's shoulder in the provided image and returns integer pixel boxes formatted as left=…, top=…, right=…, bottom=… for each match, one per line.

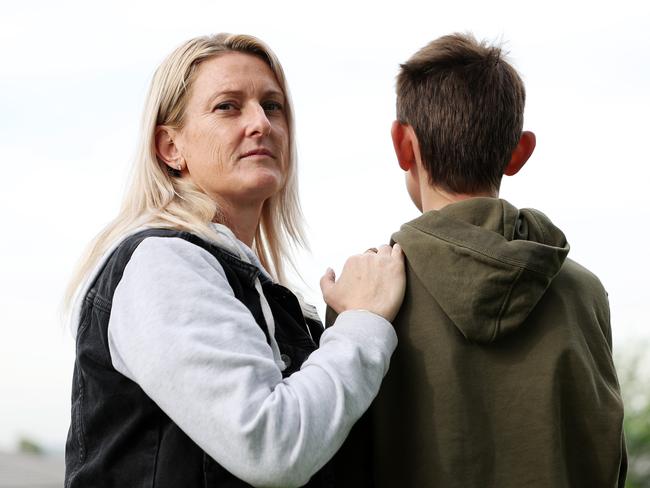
left=114, top=228, right=230, bottom=275
left=108, top=227, right=249, bottom=270
left=101, top=228, right=200, bottom=271
left=116, top=228, right=211, bottom=256
left=87, top=229, right=224, bottom=299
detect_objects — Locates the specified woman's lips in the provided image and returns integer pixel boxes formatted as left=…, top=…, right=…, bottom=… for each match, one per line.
left=240, top=148, right=274, bottom=159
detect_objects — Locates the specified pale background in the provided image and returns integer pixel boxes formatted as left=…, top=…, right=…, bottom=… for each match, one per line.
left=1, top=0, right=648, bottom=453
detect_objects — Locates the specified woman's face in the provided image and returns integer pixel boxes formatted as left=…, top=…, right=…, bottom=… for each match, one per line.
left=174, top=52, right=289, bottom=212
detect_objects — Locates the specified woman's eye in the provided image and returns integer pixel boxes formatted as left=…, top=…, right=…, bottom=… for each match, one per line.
left=263, top=101, right=283, bottom=113
left=214, top=102, right=236, bottom=111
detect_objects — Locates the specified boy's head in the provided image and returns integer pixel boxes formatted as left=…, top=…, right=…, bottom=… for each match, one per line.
left=395, top=33, right=530, bottom=196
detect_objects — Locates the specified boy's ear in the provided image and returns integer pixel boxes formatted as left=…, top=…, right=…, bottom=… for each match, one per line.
left=391, top=120, right=416, bottom=172
left=505, top=131, right=536, bottom=176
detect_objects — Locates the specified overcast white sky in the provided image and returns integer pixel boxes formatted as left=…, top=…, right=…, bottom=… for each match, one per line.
left=0, top=0, right=648, bottom=452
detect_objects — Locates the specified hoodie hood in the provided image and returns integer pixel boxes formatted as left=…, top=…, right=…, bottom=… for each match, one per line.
left=393, top=198, right=569, bottom=343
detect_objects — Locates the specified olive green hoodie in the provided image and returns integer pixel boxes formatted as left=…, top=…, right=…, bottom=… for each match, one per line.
left=365, top=198, right=626, bottom=487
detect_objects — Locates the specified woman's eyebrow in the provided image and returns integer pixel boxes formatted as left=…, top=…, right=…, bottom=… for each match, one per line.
left=206, top=89, right=244, bottom=105
left=206, top=88, right=285, bottom=105
left=263, top=89, right=285, bottom=99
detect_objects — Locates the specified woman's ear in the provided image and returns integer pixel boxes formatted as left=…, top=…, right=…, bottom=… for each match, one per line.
left=391, top=120, right=416, bottom=172
left=504, top=131, right=536, bottom=176
left=155, top=126, right=185, bottom=171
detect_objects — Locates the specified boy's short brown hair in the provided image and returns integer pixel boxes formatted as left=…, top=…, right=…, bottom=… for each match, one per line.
left=396, top=33, right=525, bottom=194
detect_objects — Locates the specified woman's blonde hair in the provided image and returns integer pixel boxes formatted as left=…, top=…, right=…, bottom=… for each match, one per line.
left=66, top=33, right=306, bottom=307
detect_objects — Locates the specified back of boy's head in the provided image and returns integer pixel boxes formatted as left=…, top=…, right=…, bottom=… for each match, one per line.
left=396, top=33, right=525, bottom=194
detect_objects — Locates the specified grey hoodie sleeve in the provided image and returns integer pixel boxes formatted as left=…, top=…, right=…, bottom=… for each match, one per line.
left=107, top=236, right=397, bottom=488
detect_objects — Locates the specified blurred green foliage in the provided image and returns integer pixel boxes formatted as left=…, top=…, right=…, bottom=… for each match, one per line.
left=17, top=436, right=44, bottom=455
left=617, top=343, right=650, bottom=488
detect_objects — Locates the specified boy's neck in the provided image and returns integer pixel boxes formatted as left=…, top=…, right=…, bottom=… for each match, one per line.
left=420, top=184, right=497, bottom=213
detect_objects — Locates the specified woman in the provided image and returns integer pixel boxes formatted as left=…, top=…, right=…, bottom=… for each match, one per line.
left=64, top=33, right=404, bottom=487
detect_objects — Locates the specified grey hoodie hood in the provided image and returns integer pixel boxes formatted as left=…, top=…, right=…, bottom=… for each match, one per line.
left=392, top=198, right=570, bottom=343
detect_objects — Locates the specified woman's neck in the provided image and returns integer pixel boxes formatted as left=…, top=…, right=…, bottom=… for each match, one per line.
left=214, top=200, right=263, bottom=248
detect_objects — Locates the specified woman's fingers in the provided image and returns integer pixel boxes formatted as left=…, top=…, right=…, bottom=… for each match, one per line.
left=319, top=268, right=336, bottom=299
left=376, top=244, right=392, bottom=256
left=321, top=243, right=406, bottom=322
left=392, top=243, right=403, bottom=258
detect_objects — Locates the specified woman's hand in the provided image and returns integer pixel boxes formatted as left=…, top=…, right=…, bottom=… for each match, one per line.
left=320, top=244, right=406, bottom=322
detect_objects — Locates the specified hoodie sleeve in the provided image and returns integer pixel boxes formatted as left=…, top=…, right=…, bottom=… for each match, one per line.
left=107, top=236, right=397, bottom=488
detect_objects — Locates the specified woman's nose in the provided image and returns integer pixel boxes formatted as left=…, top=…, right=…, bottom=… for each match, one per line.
left=245, top=104, right=272, bottom=137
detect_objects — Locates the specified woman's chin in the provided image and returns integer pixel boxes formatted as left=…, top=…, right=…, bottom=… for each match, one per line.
left=254, top=169, right=284, bottom=193
left=239, top=174, right=284, bottom=204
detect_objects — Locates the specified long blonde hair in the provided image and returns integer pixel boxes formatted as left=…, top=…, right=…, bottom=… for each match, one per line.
left=65, top=33, right=306, bottom=307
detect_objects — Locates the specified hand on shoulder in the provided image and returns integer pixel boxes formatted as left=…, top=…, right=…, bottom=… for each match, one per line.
left=320, top=244, right=405, bottom=322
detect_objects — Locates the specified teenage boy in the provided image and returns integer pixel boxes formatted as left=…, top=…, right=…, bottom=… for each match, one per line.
left=337, top=33, right=627, bottom=488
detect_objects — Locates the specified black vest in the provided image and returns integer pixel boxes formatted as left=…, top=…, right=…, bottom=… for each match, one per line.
left=65, top=229, right=337, bottom=487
